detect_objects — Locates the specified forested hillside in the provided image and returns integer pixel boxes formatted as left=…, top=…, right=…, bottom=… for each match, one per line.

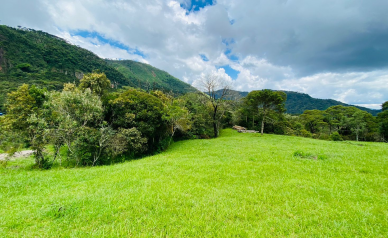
left=107, top=60, right=197, bottom=95
left=229, top=90, right=381, bottom=116
left=0, top=25, right=196, bottom=111
left=0, top=25, right=135, bottom=111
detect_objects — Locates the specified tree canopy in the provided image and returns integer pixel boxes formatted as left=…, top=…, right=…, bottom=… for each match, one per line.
left=244, top=89, right=286, bottom=135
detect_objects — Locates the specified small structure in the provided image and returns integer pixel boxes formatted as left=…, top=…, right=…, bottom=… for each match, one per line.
left=0, top=112, right=3, bottom=116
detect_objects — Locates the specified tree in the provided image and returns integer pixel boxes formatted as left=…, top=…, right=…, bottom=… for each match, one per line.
left=349, top=111, right=367, bottom=141
left=79, top=72, right=111, bottom=97
left=195, top=73, right=233, bottom=138
left=4, top=84, right=37, bottom=131
left=108, top=88, right=166, bottom=152
left=378, top=101, right=388, bottom=141
left=46, top=88, right=104, bottom=161
left=245, top=89, right=286, bottom=135
left=107, top=128, right=147, bottom=159
left=181, top=93, right=214, bottom=138
left=300, top=110, right=327, bottom=134
left=26, top=114, right=49, bottom=167
left=152, top=91, right=191, bottom=142
left=3, top=84, right=50, bottom=167
left=382, top=101, right=388, bottom=112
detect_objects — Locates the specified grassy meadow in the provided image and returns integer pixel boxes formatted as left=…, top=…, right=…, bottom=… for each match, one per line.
left=1, top=129, right=388, bottom=237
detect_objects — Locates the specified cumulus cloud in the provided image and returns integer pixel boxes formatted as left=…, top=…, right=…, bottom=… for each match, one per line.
left=0, top=0, right=387, bottom=108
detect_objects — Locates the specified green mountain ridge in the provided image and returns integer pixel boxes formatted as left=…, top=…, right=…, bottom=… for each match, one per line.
left=106, top=60, right=197, bottom=95
left=229, top=90, right=382, bottom=116
left=0, top=25, right=197, bottom=111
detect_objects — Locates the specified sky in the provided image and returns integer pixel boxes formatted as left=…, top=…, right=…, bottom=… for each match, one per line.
left=1, top=0, right=388, bottom=109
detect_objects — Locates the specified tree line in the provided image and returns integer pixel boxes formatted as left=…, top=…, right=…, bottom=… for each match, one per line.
left=1, top=72, right=387, bottom=168
left=236, top=93, right=388, bottom=142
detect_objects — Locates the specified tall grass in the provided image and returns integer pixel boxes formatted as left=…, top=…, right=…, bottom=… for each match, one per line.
left=1, top=129, right=387, bottom=237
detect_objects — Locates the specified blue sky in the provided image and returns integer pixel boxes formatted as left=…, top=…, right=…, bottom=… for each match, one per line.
left=217, top=65, right=240, bottom=80
left=71, top=30, right=145, bottom=58
left=180, top=0, right=215, bottom=12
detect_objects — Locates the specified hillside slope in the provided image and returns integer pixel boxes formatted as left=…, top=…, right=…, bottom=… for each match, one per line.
left=0, top=25, right=136, bottom=111
left=284, top=91, right=381, bottom=115
left=0, top=25, right=197, bottom=111
left=228, top=90, right=381, bottom=116
left=107, top=60, right=197, bottom=95
left=2, top=129, right=388, bottom=236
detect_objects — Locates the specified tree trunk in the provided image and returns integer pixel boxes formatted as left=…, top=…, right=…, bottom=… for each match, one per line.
left=261, top=117, right=265, bottom=135
left=213, top=106, right=218, bottom=138
left=213, top=122, right=218, bottom=138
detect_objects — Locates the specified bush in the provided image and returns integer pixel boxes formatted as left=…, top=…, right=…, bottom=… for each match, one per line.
left=300, top=129, right=312, bottom=138
left=365, top=132, right=379, bottom=142
left=293, top=150, right=328, bottom=160
left=330, top=132, right=343, bottom=141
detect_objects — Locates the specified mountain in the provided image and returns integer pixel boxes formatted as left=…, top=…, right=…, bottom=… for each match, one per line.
left=282, top=91, right=381, bottom=116
left=222, top=90, right=382, bottom=116
left=106, top=60, right=197, bottom=95
left=0, top=25, right=196, bottom=111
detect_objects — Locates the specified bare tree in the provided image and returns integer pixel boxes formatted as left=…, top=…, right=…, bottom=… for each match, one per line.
left=196, top=73, right=233, bottom=138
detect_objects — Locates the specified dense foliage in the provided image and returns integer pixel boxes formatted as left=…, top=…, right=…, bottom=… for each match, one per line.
left=0, top=74, right=208, bottom=167
left=377, top=101, right=388, bottom=141
left=243, top=89, right=286, bottom=135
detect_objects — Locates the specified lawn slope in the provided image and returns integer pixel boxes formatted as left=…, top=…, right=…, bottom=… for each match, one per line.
left=1, top=129, right=387, bottom=237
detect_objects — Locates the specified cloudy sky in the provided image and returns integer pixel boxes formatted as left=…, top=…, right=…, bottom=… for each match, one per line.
left=1, top=0, right=388, bottom=109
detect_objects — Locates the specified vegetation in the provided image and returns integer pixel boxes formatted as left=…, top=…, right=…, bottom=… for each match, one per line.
left=107, top=60, right=197, bottom=95
left=1, top=78, right=386, bottom=169
left=243, top=89, right=286, bottom=135
left=222, top=90, right=381, bottom=116
left=377, top=101, right=388, bottom=142
left=235, top=99, right=385, bottom=142
left=0, top=75, right=221, bottom=168
left=196, top=73, right=235, bottom=138
left=1, top=129, right=387, bottom=236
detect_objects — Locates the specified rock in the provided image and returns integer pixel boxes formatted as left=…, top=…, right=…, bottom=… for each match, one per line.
left=233, top=125, right=247, bottom=131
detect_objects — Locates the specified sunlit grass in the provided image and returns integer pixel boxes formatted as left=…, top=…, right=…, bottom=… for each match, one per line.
left=1, top=129, right=387, bottom=237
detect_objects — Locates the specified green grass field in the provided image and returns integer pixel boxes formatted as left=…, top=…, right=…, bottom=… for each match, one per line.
left=1, top=129, right=387, bottom=237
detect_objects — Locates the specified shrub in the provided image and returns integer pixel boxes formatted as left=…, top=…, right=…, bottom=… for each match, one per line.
left=293, top=150, right=328, bottom=160
left=330, top=132, right=343, bottom=141
left=293, top=150, right=311, bottom=157
left=300, top=129, right=312, bottom=138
